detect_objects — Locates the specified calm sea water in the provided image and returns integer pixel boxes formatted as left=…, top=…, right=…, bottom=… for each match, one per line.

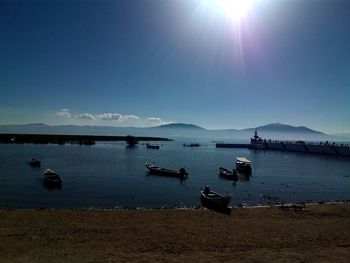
left=0, top=140, right=349, bottom=208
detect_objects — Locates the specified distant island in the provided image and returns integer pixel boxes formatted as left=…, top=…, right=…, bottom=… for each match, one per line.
left=0, top=134, right=171, bottom=145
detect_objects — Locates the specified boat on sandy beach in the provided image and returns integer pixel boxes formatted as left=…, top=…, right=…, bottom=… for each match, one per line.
left=29, top=158, right=41, bottom=167
left=218, top=167, right=237, bottom=180
left=200, top=186, right=231, bottom=207
left=43, top=169, right=62, bottom=186
left=145, top=163, right=188, bottom=179
left=235, top=157, right=252, bottom=174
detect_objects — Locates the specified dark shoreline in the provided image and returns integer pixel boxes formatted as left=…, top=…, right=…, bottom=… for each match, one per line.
left=1, top=200, right=348, bottom=211
left=0, top=133, right=172, bottom=145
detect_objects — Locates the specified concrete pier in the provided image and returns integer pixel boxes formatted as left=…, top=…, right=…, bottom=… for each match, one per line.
left=216, top=142, right=350, bottom=157
left=215, top=143, right=250, bottom=148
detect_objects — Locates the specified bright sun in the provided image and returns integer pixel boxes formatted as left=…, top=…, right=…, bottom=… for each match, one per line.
left=206, top=0, right=255, bottom=20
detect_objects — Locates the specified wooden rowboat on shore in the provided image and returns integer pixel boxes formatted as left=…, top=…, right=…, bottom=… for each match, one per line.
left=145, top=163, right=188, bottom=179
left=200, top=186, right=231, bottom=207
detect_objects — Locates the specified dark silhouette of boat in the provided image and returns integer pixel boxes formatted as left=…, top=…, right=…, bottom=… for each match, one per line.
left=146, top=144, right=160, bottom=149
left=200, top=186, right=231, bottom=207
left=235, top=157, right=252, bottom=174
left=43, top=169, right=62, bottom=187
left=145, top=163, right=188, bottom=179
left=218, top=167, right=237, bottom=180
left=29, top=158, right=41, bottom=167
left=183, top=143, right=201, bottom=147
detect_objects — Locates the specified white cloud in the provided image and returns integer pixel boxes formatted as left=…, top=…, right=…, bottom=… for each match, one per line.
left=55, top=109, right=140, bottom=124
left=146, top=117, right=162, bottom=124
left=75, top=113, right=95, bottom=120
left=97, top=113, right=122, bottom=120
left=96, top=113, right=139, bottom=123
left=56, top=109, right=71, bottom=118
left=120, top=115, right=140, bottom=122
left=146, top=117, right=171, bottom=126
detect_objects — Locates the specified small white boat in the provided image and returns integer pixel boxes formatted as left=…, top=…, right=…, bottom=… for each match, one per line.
left=43, top=169, right=57, bottom=176
left=235, top=157, right=252, bottom=174
left=200, top=186, right=231, bottom=207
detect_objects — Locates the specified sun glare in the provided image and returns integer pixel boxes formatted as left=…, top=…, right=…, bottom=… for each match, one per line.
left=205, top=0, right=255, bottom=21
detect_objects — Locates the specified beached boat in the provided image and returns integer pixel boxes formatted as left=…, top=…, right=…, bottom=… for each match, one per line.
left=218, top=167, right=237, bottom=180
left=235, top=157, right=252, bottom=174
left=43, top=169, right=62, bottom=186
left=146, top=144, right=160, bottom=149
left=200, top=186, right=231, bottom=207
left=145, top=163, right=188, bottom=178
left=29, top=158, right=41, bottom=167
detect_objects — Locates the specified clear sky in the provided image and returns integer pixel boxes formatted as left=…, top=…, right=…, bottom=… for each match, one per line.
left=1, top=0, right=349, bottom=133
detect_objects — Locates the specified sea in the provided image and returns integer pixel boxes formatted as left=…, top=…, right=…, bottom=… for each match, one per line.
left=0, top=139, right=349, bottom=208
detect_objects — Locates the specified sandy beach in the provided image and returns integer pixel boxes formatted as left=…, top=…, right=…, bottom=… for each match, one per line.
left=0, top=202, right=349, bottom=263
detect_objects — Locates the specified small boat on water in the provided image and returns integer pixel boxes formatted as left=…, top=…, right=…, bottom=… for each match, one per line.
left=146, top=144, right=160, bottom=149
left=145, top=163, right=188, bottom=179
left=235, top=157, right=252, bottom=174
left=183, top=143, right=201, bottom=147
left=200, top=186, right=231, bottom=207
left=43, top=169, right=62, bottom=186
left=29, top=158, right=41, bottom=167
left=218, top=167, right=237, bottom=180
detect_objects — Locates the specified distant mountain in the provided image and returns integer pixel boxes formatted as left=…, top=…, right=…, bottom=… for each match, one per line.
left=156, top=123, right=205, bottom=130
left=0, top=123, right=132, bottom=136
left=243, top=123, right=325, bottom=135
left=0, top=122, right=338, bottom=141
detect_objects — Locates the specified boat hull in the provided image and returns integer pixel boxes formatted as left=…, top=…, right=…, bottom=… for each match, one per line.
left=218, top=167, right=237, bottom=180
left=29, top=159, right=41, bottom=167
left=235, top=163, right=252, bottom=174
left=200, top=191, right=231, bottom=207
left=146, top=144, right=160, bottom=149
left=43, top=169, right=62, bottom=187
left=43, top=176, right=62, bottom=185
left=145, top=163, right=188, bottom=179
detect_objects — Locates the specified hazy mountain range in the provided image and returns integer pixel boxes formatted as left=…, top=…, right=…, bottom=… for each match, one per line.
left=0, top=122, right=344, bottom=142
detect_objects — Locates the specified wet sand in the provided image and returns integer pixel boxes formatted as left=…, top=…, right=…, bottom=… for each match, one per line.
left=0, top=202, right=349, bottom=262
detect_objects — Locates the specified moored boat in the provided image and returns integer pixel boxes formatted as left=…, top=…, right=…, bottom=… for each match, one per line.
left=218, top=166, right=237, bottom=180
left=43, top=169, right=62, bottom=186
left=29, top=158, right=41, bottom=167
left=146, top=144, right=160, bottom=149
left=145, top=163, right=188, bottom=179
left=250, top=129, right=265, bottom=149
left=235, top=157, right=252, bottom=174
left=200, top=186, right=231, bottom=207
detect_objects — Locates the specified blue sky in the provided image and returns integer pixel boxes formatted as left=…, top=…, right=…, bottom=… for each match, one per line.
left=1, top=0, right=349, bottom=133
